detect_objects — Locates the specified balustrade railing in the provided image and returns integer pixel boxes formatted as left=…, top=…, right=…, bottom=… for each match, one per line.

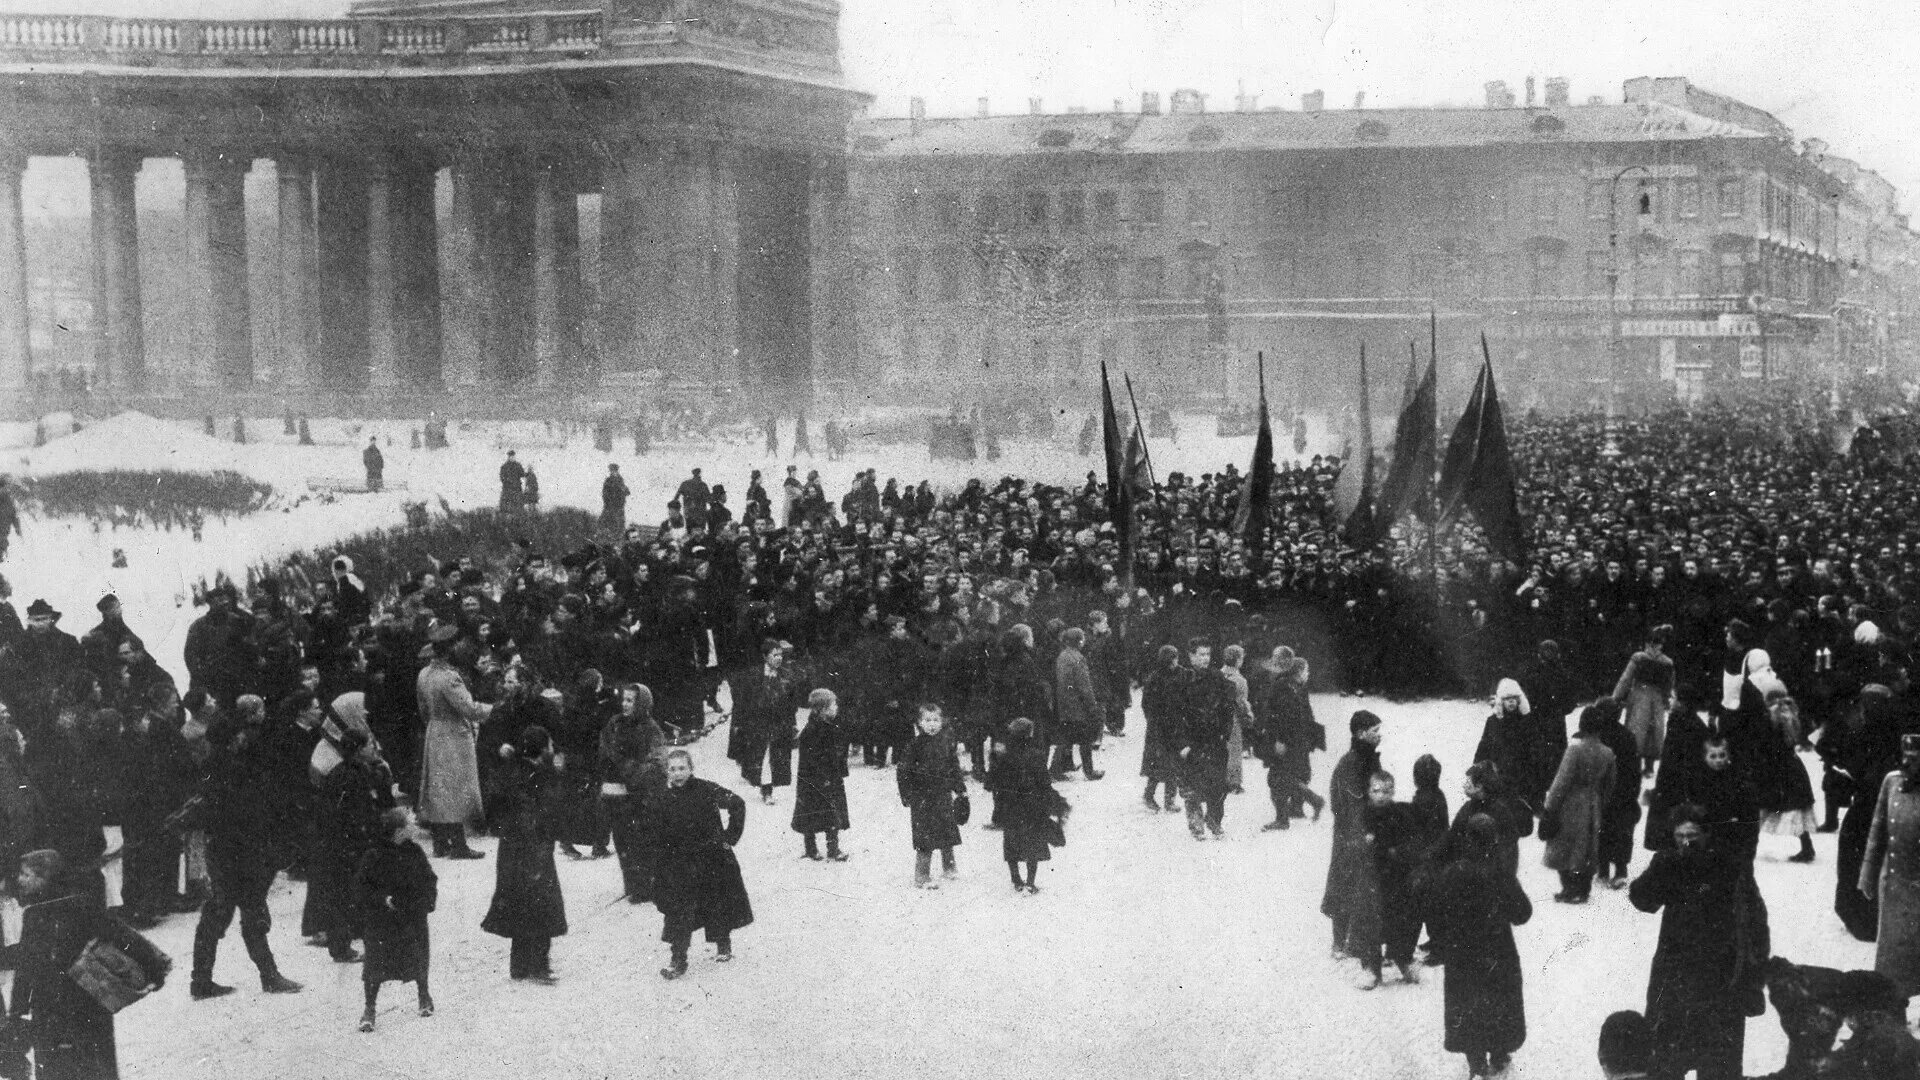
left=376, top=21, right=448, bottom=54
left=107, top=20, right=178, bottom=52
left=546, top=15, right=601, bottom=49
left=199, top=21, right=273, bottom=53
left=465, top=17, right=528, bottom=52
left=1, top=15, right=84, bottom=49
left=291, top=22, right=358, bottom=53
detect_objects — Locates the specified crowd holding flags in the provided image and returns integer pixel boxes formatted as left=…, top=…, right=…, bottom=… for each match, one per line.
left=1097, top=321, right=1527, bottom=567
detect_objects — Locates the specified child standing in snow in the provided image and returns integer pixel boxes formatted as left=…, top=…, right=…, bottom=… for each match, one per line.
left=355, top=808, right=438, bottom=1032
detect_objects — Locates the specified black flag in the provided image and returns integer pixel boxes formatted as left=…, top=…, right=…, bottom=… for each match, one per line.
left=1436, top=337, right=1524, bottom=560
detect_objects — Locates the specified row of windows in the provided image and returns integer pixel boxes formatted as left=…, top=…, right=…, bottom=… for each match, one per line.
left=880, top=244, right=1832, bottom=303
left=888, top=174, right=1764, bottom=235
left=892, top=324, right=1122, bottom=372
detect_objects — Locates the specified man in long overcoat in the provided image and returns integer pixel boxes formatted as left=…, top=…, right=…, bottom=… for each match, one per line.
left=728, top=639, right=798, bottom=803
left=1177, top=640, right=1238, bottom=839
left=417, top=627, right=491, bottom=858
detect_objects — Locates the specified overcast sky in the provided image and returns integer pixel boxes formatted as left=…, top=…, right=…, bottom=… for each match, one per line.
left=19, top=0, right=1920, bottom=214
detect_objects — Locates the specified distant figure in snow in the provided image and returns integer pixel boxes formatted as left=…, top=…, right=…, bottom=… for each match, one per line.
left=364, top=439, right=385, bottom=493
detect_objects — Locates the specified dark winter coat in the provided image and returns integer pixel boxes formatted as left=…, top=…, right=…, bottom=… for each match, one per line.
left=1447, top=796, right=1528, bottom=880
left=304, top=755, right=396, bottom=940
left=1474, top=708, right=1542, bottom=816
left=996, top=738, right=1066, bottom=864
left=1254, top=678, right=1321, bottom=785
left=7, top=888, right=167, bottom=1077
left=1421, top=857, right=1532, bottom=1055
left=1630, top=846, right=1771, bottom=1069
left=1320, top=742, right=1382, bottom=923
left=652, top=777, right=752, bottom=941
left=354, top=837, right=437, bottom=985
left=1541, top=736, right=1616, bottom=874
left=1177, top=666, right=1238, bottom=797
left=1596, top=717, right=1644, bottom=866
left=1138, top=664, right=1185, bottom=782
left=1669, top=764, right=1762, bottom=864
left=791, top=715, right=851, bottom=835
left=1053, top=646, right=1100, bottom=745
left=898, top=728, right=966, bottom=852
left=480, top=755, right=568, bottom=940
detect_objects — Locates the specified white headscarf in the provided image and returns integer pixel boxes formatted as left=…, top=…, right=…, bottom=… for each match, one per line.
left=1495, top=677, right=1531, bottom=716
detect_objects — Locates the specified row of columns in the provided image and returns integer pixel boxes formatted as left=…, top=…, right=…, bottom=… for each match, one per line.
left=0, top=140, right=842, bottom=414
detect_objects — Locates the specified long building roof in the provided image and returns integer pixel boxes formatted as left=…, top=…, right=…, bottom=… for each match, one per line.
left=855, top=100, right=1780, bottom=159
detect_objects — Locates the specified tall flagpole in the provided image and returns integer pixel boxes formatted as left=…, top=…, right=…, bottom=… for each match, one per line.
left=1254, top=351, right=1268, bottom=571
left=1427, top=312, right=1440, bottom=602
left=1123, top=373, right=1157, bottom=489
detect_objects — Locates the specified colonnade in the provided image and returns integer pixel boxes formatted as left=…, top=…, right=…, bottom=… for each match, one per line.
left=0, top=138, right=848, bottom=409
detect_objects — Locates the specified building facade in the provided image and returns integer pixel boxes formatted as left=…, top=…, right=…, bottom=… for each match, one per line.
left=0, top=0, right=866, bottom=418
left=849, top=77, right=1920, bottom=412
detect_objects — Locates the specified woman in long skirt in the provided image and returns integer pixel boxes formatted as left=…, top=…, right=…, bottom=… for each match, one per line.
left=480, top=726, right=568, bottom=982
left=1540, top=706, right=1618, bottom=903
left=354, top=808, right=437, bottom=1032
left=1759, top=695, right=1818, bottom=863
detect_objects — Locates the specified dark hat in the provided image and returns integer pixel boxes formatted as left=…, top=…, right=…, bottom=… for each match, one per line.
left=95, top=593, right=119, bottom=613
left=1349, top=709, right=1382, bottom=734
left=25, top=598, right=58, bottom=619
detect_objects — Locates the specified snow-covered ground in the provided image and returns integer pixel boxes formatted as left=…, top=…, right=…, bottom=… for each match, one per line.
left=0, top=414, right=1878, bottom=1079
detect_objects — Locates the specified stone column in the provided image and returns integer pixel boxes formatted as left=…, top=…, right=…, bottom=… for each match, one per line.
left=0, top=153, right=28, bottom=416
left=89, top=150, right=145, bottom=392
left=182, top=148, right=253, bottom=390
left=532, top=160, right=581, bottom=388
left=809, top=151, right=853, bottom=387
left=316, top=160, right=370, bottom=390
left=692, top=141, right=740, bottom=385
left=274, top=156, right=318, bottom=391
left=442, top=155, right=488, bottom=390
left=391, top=163, right=441, bottom=387
left=597, top=144, right=642, bottom=375
left=366, top=160, right=403, bottom=392
left=486, top=151, right=536, bottom=385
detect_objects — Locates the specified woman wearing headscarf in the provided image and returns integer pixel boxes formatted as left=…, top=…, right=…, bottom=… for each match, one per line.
left=791, top=689, right=851, bottom=862
left=1420, top=815, right=1532, bottom=1080
left=1758, top=694, right=1818, bottom=864
left=599, top=683, right=668, bottom=904
left=1613, top=625, right=1677, bottom=778
left=481, top=725, right=567, bottom=982
left=1474, top=678, right=1546, bottom=830
left=1541, top=704, right=1618, bottom=903
left=4, top=849, right=169, bottom=1079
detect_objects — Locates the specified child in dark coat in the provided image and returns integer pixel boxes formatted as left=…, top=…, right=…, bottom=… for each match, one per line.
left=1359, top=769, right=1431, bottom=988
left=354, top=807, right=438, bottom=1032
left=791, top=689, right=851, bottom=861
left=898, top=703, right=967, bottom=888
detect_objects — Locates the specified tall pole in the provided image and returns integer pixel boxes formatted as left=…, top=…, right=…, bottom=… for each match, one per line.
left=1426, top=314, right=1439, bottom=604
left=1608, top=163, right=1651, bottom=415
left=1123, top=373, right=1157, bottom=488
left=1254, top=350, right=1268, bottom=572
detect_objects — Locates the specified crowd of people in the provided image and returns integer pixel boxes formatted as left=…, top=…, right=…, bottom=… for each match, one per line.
left=0, top=394, right=1919, bottom=1077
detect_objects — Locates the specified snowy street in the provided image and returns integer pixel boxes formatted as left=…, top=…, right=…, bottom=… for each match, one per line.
left=0, top=413, right=1875, bottom=1079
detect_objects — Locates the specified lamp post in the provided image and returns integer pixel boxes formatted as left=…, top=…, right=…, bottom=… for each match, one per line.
left=1605, top=163, right=1651, bottom=435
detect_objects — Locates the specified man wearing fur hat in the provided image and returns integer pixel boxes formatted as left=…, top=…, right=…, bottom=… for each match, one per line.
left=183, top=586, right=259, bottom=711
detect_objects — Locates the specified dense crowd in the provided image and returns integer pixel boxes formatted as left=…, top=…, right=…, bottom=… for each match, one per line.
left=2, top=397, right=1920, bottom=1078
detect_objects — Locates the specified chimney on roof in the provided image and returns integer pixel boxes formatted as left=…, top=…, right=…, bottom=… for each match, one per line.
left=909, top=96, right=926, bottom=135
left=1029, top=97, right=1044, bottom=115
left=1170, top=88, right=1206, bottom=114
left=1525, top=76, right=1536, bottom=108
left=1484, top=80, right=1515, bottom=109
left=1588, top=94, right=1605, bottom=105
left=1113, top=98, right=1124, bottom=114
left=1301, top=89, right=1324, bottom=112
left=1544, top=77, right=1570, bottom=108
left=1141, top=91, right=1162, bottom=115
left=1353, top=91, right=1366, bottom=109
left=977, top=97, right=990, bottom=118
